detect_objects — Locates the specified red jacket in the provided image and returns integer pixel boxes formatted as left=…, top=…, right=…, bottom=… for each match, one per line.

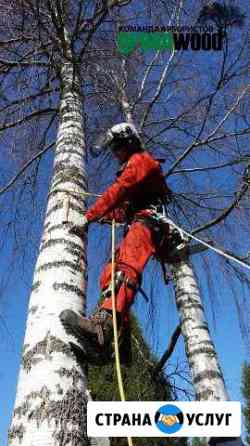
left=85, top=151, right=171, bottom=224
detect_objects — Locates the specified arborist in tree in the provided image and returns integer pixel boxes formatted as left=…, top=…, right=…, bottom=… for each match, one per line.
left=60, top=123, right=177, bottom=364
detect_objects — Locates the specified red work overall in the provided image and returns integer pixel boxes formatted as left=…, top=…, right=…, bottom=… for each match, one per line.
left=85, top=151, right=171, bottom=323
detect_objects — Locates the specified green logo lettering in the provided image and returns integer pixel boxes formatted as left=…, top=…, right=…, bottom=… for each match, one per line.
left=117, top=32, right=138, bottom=55
left=117, top=32, right=174, bottom=54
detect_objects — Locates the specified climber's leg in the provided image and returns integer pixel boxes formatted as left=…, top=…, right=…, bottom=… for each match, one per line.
left=59, top=221, right=157, bottom=365
left=100, top=220, right=156, bottom=315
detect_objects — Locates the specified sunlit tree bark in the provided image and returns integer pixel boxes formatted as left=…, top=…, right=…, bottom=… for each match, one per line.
left=8, top=27, right=108, bottom=446
left=172, top=260, right=228, bottom=401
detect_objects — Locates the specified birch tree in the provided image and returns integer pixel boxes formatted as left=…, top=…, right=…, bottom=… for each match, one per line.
left=9, top=58, right=92, bottom=446
left=1, top=1, right=129, bottom=445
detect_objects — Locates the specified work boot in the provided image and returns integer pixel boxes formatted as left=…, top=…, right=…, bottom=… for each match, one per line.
left=60, top=308, right=114, bottom=346
left=60, top=308, right=122, bottom=365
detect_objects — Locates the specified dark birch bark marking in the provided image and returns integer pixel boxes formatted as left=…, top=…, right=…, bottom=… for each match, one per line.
left=22, top=334, right=73, bottom=373
left=36, top=261, right=83, bottom=274
left=11, top=385, right=88, bottom=446
left=49, top=178, right=86, bottom=193
left=196, top=389, right=217, bottom=400
left=40, top=238, right=82, bottom=252
left=31, top=281, right=41, bottom=292
left=178, top=302, right=204, bottom=311
left=43, top=223, right=66, bottom=232
left=193, top=369, right=224, bottom=384
left=188, top=347, right=218, bottom=358
left=46, top=202, right=64, bottom=218
left=28, top=306, right=38, bottom=315
left=53, top=282, right=86, bottom=299
left=8, top=424, right=25, bottom=443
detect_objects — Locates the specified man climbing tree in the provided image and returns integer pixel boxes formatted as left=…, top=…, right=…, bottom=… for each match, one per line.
left=60, top=122, right=178, bottom=364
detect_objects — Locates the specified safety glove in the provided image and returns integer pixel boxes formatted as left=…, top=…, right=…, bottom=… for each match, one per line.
left=69, top=215, right=89, bottom=236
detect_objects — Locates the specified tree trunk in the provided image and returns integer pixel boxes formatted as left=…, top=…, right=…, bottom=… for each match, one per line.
left=8, top=62, right=108, bottom=446
left=172, top=260, right=229, bottom=401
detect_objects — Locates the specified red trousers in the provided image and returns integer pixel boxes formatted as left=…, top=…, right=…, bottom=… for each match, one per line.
left=100, top=221, right=158, bottom=323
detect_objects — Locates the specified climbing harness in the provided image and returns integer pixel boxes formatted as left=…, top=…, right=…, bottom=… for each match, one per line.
left=101, top=270, right=149, bottom=303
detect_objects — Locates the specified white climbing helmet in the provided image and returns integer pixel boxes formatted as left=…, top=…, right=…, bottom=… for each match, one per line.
left=105, top=122, right=142, bottom=151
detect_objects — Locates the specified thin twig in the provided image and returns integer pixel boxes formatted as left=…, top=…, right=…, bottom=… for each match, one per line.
left=171, top=156, right=250, bottom=174
left=0, top=142, right=55, bottom=197
left=192, top=183, right=249, bottom=235
left=166, top=86, right=250, bottom=177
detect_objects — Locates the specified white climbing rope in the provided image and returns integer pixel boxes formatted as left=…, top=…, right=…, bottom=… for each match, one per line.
left=163, top=217, right=250, bottom=271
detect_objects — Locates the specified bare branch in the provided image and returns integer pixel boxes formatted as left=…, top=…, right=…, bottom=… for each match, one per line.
left=0, top=142, right=55, bottom=197
left=154, top=324, right=182, bottom=374
left=172, top=156, right=250, bottom=175
left=140, top=49, right=175, bottom=128
left=0, top=109, right=57, bottom=133
left=192, top=183, right=249, bottom=235
left=166, top=86, right=250, bottom=177
left=132, top=51, right=161, bottom=111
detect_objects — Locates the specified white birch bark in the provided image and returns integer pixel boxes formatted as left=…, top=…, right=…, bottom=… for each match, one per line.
left=8, top=61, right=108, bottom=446
left=172, top=260, right=229, bottom=401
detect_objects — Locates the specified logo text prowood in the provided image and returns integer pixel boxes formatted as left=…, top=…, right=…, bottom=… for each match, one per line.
left=87, top=401, right=241, bottom=437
